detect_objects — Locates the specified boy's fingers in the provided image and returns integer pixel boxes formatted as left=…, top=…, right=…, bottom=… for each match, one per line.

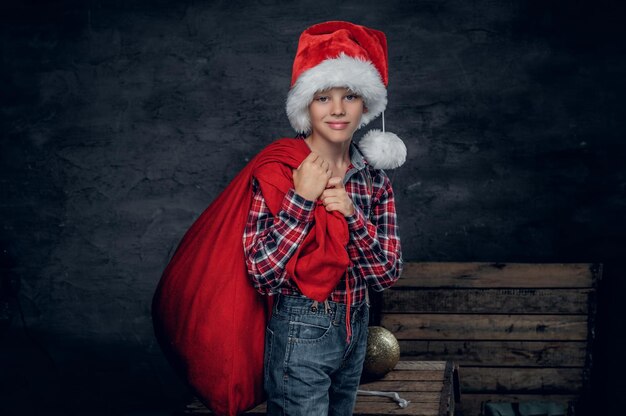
left=327, top=176, right=343, bottom=188
left=298, top=152, right=318, bottom=169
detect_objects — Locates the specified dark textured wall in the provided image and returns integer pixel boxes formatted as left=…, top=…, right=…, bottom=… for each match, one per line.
left=2, top=0, right=625, bottom=414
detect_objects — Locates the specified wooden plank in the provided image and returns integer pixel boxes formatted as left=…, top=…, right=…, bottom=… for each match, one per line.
left=242, top=403, right=265, bottom=414
left=382, top=314, right=588, bottom=341
left=397, top=263, right=594, bottom=288
left=376, top=370, right=446, bottom=382
left=440, top=362, right=459, bottom=416
left=457, top=393, right=576, bottom=416
left=184, top=400, right=269, bottom=414
left=394, top=361, right=447, bottom=371
left=353, top=400, right=441, bottom=415
left=459, top=367, right=584, bottom=393
left=383, top=288, right=592, bottom=314
left=183, top=400, right=207, bottom=413
left=359, top=380, right=445, bottom=392
left=356, top=392, right=442, bottom=403
left=397, top=340, right=587, bottom=367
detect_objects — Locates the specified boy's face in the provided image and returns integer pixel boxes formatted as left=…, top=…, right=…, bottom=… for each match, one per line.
left=308, top=87, right=367, bottom=145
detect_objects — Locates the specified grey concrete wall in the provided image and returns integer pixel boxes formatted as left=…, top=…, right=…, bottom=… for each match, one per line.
left=1, top=0, right=625, bottom=414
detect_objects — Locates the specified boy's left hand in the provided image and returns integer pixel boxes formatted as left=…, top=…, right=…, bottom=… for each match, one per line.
left=321, top=177, right=355, bottom=217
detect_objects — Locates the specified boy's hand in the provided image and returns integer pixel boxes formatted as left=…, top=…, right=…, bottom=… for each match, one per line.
left=321, top=177, right=355, bottom=217
left=292, top=152, right=332, bottom=201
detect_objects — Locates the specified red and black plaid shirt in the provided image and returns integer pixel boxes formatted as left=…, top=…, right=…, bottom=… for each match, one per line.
left=243, top=142, right=402, bottom=306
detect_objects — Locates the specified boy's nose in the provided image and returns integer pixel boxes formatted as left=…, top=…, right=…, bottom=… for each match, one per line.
left=330, top=98, right=346, bottom=116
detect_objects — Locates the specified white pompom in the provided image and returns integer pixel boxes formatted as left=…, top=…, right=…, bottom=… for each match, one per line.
left=358, top=129, right=407, bottom=170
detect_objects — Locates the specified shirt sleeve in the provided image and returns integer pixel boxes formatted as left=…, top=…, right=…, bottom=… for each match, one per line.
left=345, top=171, right=403, bottom=291
left=243, top=178, right=315, bottom=294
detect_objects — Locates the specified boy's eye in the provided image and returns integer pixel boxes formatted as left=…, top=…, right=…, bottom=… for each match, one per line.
left=345, top=94, right=359, bottom=101
left=315, top=96, right=329, bottom=103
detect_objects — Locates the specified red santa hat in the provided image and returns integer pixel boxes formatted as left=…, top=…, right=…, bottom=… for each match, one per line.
left=286, top=21, right=407, bottom=169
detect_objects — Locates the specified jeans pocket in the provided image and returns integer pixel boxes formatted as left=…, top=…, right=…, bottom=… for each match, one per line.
left=288, top=312, right=333, bottom=343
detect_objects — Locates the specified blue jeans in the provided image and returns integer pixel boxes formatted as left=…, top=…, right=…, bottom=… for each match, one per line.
left=264, top=294, right=369, bottom=416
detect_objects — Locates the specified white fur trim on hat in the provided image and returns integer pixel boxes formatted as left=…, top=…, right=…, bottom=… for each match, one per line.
left=359, top=129, right=407, bottom=169
left=286, top=53, right=387, bottom=134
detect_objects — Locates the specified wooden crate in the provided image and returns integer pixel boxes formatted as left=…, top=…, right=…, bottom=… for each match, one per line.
left=184, top=361, right=460, bottom=416
left=379, top=262, right=601, bottom=416
left=352, top=361, right=459, bottom=416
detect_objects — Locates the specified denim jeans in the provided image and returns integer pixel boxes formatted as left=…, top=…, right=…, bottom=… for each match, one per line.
left=264, top=294, right=369, bottom=416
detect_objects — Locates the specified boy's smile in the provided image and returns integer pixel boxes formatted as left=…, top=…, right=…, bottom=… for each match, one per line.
left=326, top=121, right=350, bottom=130
left=307, top=87, right=367, bottom=144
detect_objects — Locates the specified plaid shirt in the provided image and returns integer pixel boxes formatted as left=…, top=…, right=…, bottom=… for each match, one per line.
left=243, top=142, right=402, bottom=305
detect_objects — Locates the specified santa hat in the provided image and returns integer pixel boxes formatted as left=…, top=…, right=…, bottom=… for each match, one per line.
left=286, top=21, right=407, bottom=170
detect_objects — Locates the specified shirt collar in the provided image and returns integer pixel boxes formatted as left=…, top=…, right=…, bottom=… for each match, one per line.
left=349, top=142, right=367, bottom=170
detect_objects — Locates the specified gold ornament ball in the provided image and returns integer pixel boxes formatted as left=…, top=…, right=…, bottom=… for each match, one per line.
left=362, top=326, right=400, bottom=379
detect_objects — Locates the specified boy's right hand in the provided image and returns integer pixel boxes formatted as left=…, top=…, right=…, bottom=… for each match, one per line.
left=292, top=152, right=332, bottom=201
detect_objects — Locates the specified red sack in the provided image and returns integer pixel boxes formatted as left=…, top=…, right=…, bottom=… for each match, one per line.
left=152, top=138, right=349, bottom=415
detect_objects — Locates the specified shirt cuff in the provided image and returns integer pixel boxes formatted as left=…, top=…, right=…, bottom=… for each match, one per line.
left=281, top=188, right=315, bottom=223
left=346, top=205, right=368, bottom=235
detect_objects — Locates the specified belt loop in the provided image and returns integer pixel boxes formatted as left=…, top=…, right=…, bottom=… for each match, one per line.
left=324, top=300, right=331, bottom=314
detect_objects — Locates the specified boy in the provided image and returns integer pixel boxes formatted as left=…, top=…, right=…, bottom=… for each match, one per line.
left=243, top=21, right=405, bottom=416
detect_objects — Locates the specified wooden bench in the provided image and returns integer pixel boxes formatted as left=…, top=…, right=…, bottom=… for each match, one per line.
left=184, top=360, right=459, bottom=416
left=376, top=262, right=601, bottom=416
